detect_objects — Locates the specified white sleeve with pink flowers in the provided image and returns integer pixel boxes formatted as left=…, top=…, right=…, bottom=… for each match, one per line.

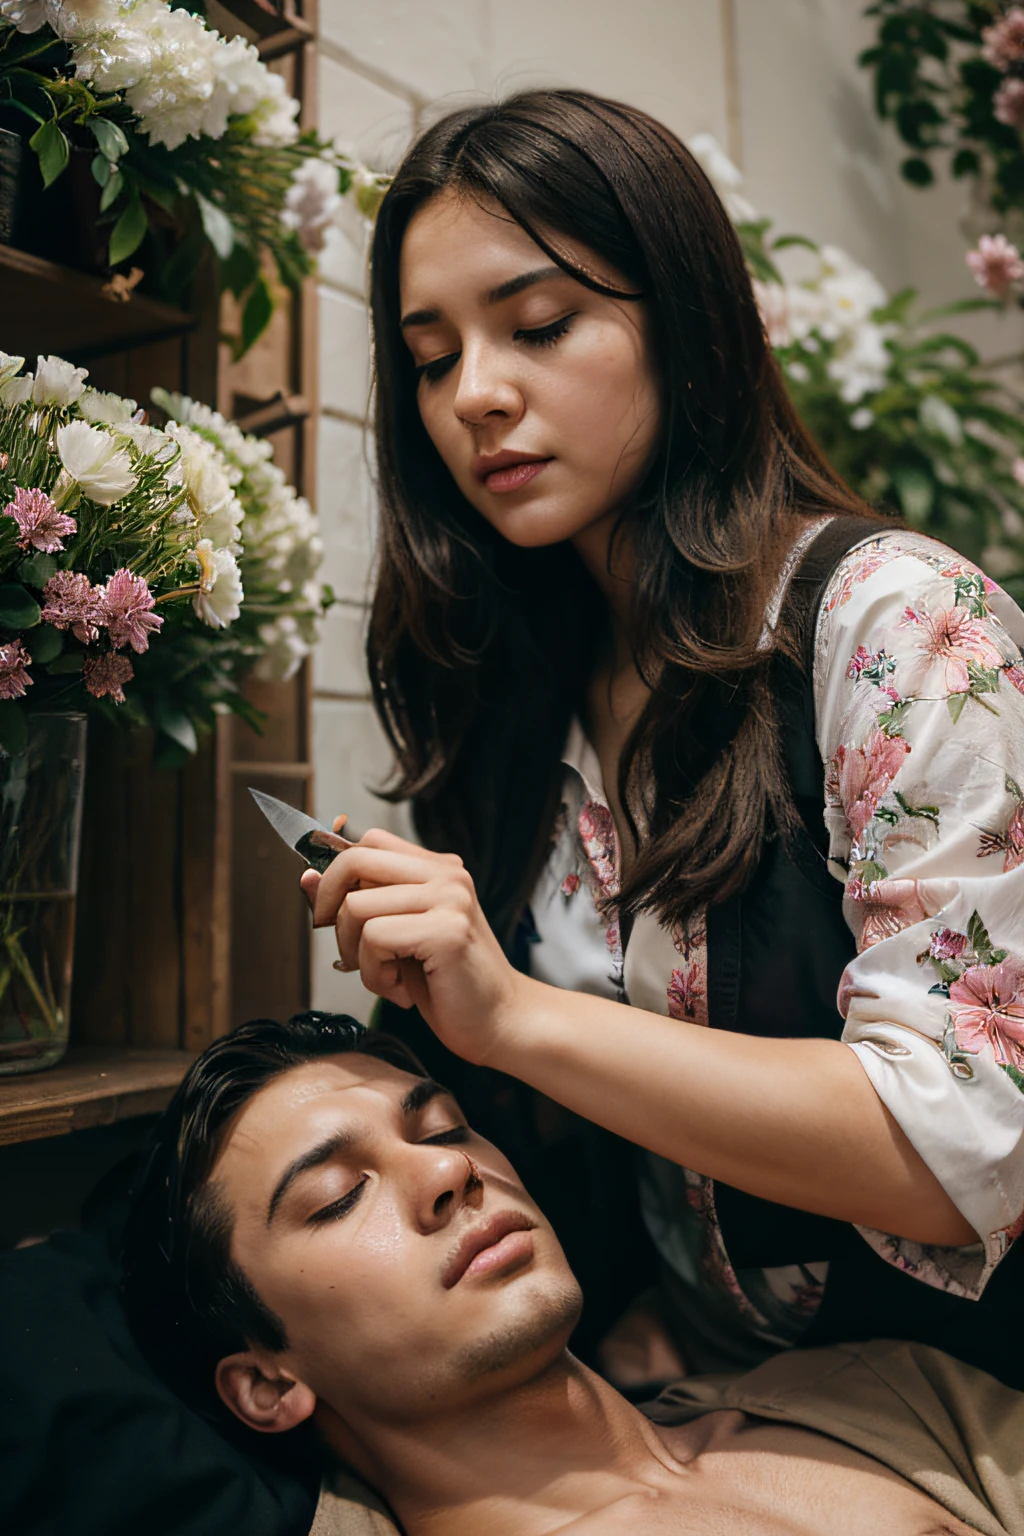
left=814, top=529, right=1024, bottom=1298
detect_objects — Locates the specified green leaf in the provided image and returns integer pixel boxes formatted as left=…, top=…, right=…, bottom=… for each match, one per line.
left=947, top=691, right=967, bottom=724
left=967, top=909, right=998, bottom=963
left=0, top=584, right=41, bottom=629
left=28, top=119, right=69, bottom=190
left=108, top=192, right=148, bottom=266
left=45, top=652, right=84, bottom=674
left=89, top=116, right=129, bottom=163
left=901, top=155, right=934, bottom=187
left=918, top=297, right=1000, bottom=321
left=153, top=704, right=197, bottom=755
left=1001, top=1062, right=1024, bottom=1095
left=952, top=147, right=981, bottom=179
left=90, top=153, right=110, bottom=189
left=771, top=233, right=820, bottom=253
left=16, top=552, right=56, bottom=589
left=1006, top=774, right=1024, bottom=802
left=196, top=192, right=235, bottom=260
left=26, top=623, right=62, bottom=665
left=154, top=735, right=192, bottom=772
left=0, top=702, right=28, bottom=757
left=238, top=274, right=274, bottom=358
left=890, top=463, right=934, bottom=524
left=99, top=169, right=124, bottom=213
left=221, top=241, right=259, bottom=300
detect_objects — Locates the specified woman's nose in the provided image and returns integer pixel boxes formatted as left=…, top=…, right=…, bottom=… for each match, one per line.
left=451, top=342, right=523, bottom=427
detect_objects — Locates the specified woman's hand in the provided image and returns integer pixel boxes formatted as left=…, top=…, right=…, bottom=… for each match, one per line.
left=300, top=823, right=524, bottom=1065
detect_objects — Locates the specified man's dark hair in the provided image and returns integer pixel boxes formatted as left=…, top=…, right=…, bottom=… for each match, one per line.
left=120, top=1011, right=428, bottom=1415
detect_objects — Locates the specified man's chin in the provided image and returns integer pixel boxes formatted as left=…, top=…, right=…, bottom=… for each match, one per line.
left=450, top=1274, right=583, bottom=1390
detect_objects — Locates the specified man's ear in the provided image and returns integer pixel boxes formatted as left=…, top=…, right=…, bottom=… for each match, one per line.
left=215, top=1351, right=316, bottom=1434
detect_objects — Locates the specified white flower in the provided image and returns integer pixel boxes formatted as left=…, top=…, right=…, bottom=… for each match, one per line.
left=281, top=157, right=342, bottom=254
left=752, top=279, right=791, bottom=347
left=117, top=420, right=177, bottom=460
left=31, top=354, right=89, bottom=407
left=850, top=407, right=875, bottom=431
left=252, top=615, right=308, bottom=681
left=686, top=132, right=757, bottom=223
left=165, top=423, right=243, bottom=549
left=827, top=320, right=893, bottom=404
left=192, top=539, right=243, bottom=627
left=0, top=352, right=25, bottom=386
left=0, top=372, right=33, bottom=407
left=0, top=0, right=47, bottom=32
left=55, top=420, right=137, bottom=503
left=816, top=246, right=888, bottom=340
left=78, top=386, right=137, bottom=424
left=786, top=360, right=810, bottom=384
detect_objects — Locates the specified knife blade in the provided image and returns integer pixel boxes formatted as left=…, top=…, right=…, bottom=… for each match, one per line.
left=248, top=788, right=356, bottom=873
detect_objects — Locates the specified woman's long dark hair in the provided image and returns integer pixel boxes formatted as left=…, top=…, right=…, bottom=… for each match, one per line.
left=367, top=89, right=883, bottom=947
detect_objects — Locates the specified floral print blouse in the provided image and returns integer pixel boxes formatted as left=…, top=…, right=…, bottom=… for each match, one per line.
left=526, top=528, right=1024, bottom=1359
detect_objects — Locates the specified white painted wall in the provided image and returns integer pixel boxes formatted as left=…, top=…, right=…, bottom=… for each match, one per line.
left=309, top=0, right=994, bottom=1017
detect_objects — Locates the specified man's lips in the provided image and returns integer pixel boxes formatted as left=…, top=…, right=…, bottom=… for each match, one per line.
left=473, top=450, right=553, bottom=490
left=442, top=1210, right=536, bottom=1289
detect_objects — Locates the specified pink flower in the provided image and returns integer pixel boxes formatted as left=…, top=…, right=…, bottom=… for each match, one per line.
left=949, top=957, right=1024, bottom=1071
left=979, top=802, right=1024, bottom=871
left=577, top=800, right=620, bottom=899
left=83, top=652, right=134, bottom=703
left=1007, top=663, right=1024, bottom=698
left=995, top=76, right=1024, bottom=128
left=667, top=962, right=706, bottom=1023
left=847, top=645, right=872, bottom=679
left=1, top=487, right=76, bottom=554
left=898, top=603, right=1003, bottom=695
left=560, top=872, right=580, bottom=899
left=929, top=927, right=968, bottom=962
left=40, top=570, right=104, bottom=644
left=982, top=8, right=1024, bottom=70
left=966, top=234, right=1024, bottom=299
left=0, top=639, right=32, bottom=700
left=99, top=567, right=163, bottom=654
left=848, top=876, right=927, bottom=950
left=833, top=727, right=911, bottom=842
left=1013, top=458, right=1024, bottom=488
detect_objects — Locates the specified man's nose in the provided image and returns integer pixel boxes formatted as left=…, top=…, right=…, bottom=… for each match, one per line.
left=414, top=1145, right=484, bottom=1232
left=451, top=340, right=523, bottom=427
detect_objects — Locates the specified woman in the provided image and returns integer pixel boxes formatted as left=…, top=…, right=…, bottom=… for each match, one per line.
left=304, top=89, right=1024, bottom=1387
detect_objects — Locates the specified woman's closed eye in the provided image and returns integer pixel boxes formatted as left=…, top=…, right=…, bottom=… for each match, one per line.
left=413, top=314, right=577, bottom=385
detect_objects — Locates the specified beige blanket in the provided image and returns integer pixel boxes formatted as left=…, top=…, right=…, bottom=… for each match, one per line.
left=311, top=1340, right=1024, bottom=1535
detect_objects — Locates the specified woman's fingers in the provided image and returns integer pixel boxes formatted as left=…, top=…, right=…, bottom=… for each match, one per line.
left=300, top=868, right=321, bottom=908
left=310, top=844, right=463, bottom=929
left=335, top=882, right=438, bottom=970
left=356, top=909, right=471, bottom=1007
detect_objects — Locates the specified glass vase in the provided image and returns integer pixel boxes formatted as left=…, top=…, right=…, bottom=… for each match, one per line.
left=0, top=712, right=87, bottom=1075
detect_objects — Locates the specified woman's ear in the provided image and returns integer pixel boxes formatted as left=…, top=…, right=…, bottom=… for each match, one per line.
left=215, top=1351, right=316, bottom=1434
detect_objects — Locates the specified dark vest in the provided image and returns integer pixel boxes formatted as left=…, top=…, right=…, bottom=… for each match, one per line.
left=710, top=514, right=1024, bottom=1390
left=381, top=514, right=1024, bottom=1386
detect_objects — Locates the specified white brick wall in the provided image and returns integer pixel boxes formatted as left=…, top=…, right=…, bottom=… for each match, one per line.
left=310, top=0, right=985, bottom=1016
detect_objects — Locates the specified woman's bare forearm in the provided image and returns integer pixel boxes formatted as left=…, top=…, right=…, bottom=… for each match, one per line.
left=493, top=974, right=976, bottom=1247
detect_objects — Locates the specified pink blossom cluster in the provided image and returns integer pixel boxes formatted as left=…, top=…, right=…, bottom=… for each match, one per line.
left=995, top=76, right=1024, bottom=127
left=2, top=486, right=77, bottom=554
left=0, top=639, right=32, bottom=701
left=966, top=233, right=1024, bottom=298
left=32, top=566, right=163, bottom=704
left=982, top=8, right=1024, bottom=70
left=928, top=927, right=968, bottom=962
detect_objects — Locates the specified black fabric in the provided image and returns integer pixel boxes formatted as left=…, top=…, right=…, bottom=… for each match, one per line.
left=0, top=1224, right=319, bottom=1536
left=705, top=514, right=1024, bottom=1389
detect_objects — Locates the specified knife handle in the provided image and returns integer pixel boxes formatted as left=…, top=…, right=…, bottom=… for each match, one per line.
left=296, top=828, right=356, bottom=873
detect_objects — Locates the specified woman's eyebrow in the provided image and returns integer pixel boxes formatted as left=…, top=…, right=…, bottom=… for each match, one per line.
left=399, top=265, right=563, bottom=330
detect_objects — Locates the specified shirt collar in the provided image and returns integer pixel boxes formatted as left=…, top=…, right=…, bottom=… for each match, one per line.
left=560, top=715, right=607, bottom=803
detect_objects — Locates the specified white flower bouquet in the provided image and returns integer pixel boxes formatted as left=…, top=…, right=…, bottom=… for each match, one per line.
left=0, top=347, right=330, bottom=761
left=689, top=135, right=1024, bottom=598
left=0, top=0, right=387, bottom=353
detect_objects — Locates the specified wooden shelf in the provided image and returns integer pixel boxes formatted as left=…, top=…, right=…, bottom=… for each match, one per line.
left=0, top=1047, right=193, bottom=1147
left=0, top=245, right=195, bottom=362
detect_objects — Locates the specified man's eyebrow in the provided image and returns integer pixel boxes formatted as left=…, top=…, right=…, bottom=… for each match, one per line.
left=401, top=1078, right=454, bottom=1115
left=399, top=265, right=564, bottom=330
left=266, top=1129, right=356, bottom=1226
left=265, top=1079, right=454, bottom=1225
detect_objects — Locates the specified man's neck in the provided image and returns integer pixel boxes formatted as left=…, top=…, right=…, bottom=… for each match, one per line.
left=331, top=1353, right=679, bottom=1536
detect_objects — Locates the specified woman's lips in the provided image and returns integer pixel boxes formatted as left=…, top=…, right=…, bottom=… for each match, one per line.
left=462, top=1227, right=535, bottom=1281
left=483, top=459, right=552, bottom=492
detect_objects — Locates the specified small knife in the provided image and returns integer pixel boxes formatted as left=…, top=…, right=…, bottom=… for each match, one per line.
left=249, top=787, right=355, bottom=873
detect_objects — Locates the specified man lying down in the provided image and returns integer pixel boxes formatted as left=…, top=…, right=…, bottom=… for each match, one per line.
left=120, top=1013, right=1024, bottom=1536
